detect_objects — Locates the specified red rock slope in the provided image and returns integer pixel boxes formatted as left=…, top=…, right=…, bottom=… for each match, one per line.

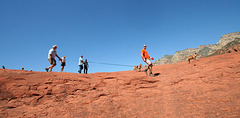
left=0, top=52, right=240, bottom=117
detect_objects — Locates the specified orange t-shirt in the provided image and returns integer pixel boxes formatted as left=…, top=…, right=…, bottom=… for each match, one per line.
left=141, top=49, right=150, bottom=59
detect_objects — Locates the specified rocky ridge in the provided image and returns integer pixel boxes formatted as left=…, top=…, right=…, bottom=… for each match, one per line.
left=153, top=31, right=240, bottom=65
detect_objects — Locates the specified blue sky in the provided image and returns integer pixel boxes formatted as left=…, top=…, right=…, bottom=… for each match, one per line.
left=1, top=0, right=239, bottom=73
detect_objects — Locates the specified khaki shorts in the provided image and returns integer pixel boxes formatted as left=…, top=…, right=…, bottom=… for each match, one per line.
left=145, top=59, right=152, bottom=65
left=48, top=58, right=56, bottom=66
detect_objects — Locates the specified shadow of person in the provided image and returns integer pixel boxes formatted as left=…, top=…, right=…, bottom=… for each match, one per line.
left=154, top=73, right=160, bottom=76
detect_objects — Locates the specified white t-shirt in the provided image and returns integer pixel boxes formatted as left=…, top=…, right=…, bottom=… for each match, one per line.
left=48, top=49, right=57, bottom=59
left=61, top=57, right=66, bottom=63
left=79, top=57, right=83, bottom=65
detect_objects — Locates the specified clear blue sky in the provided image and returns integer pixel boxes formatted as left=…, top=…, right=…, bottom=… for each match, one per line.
left=1, top=0, right=239, bottom=73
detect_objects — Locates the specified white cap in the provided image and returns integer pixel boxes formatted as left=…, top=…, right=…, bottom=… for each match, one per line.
left=53, top=45, right=57, bottom=48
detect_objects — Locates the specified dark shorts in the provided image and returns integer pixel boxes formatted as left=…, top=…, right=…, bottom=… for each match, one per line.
left=61, top=62, right=66, bottom=66
left=48, top=58, right=56, bottom=66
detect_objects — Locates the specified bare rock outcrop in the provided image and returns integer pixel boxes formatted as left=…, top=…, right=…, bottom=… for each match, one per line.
left=152, top=31, right=240, bottom=66
left=0, top=52, right=240, bottom=117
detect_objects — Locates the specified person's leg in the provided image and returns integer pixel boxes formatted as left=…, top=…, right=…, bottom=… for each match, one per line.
left=81, top=65, right=82, bottom=73
left=50, top=59, right=56, bottom=72
left=49, top=65, right=55, bottom=72
left=79, top=65, right=83, bottom=73
left=145, top=59, right=153, bottom=76
left=46, top=59, right=51, bottom=72
left=61, top=63, right=65, bottom=72
left=81, top=65, right=83, bottom=73
left=61, top=66, right=64, bottom=72
left=143, top=59, right=150, bottom=75
left=45, top=68, right=49, bottom=72
left=146, top=59, right=154, bottom=76
left=46, top=58, right=56, bottom=72
left=79, top=66, right=81, bottom=73
left=149, top=64, right=153, bottom=76
left=144, top=66, right=148, bottom=73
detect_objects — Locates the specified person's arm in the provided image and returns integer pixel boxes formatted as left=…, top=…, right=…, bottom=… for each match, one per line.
left=60, top=58, right=63, bottom=64
left=49, top=54, right=52, bottom=62
left=56, top=54, right=62, bottom=61
left=141, top=53, right=146, bottom=62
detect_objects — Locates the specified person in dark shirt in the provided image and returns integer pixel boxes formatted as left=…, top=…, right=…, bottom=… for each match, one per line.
left=84, top=59, right=89, bottom=74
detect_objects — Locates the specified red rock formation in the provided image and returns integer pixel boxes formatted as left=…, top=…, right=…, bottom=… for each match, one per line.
left=0, top=52, right=240, bottom=117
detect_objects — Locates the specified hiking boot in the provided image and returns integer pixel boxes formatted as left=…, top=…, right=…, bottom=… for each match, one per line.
left=45, top=68, right=49, bottom=72
left=149, top=73, right=155, bottom=77
left=149, top=72, right=154, bottom=77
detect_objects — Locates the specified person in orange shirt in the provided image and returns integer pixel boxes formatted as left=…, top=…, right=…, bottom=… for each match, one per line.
left=141, top=44, right=154, bottom=76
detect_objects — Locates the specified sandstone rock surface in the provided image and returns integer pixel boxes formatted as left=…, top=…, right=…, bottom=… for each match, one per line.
left=0, top=52, right=240, bottom=117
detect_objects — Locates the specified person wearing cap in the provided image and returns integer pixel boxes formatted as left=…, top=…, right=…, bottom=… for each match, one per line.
left=45, top=45, right=62, bottom=72
left=141, top=44, right=154, bottom=76
left=78, top=55, right=84, bottom=73
left=60, top=56, right=66, bottom=72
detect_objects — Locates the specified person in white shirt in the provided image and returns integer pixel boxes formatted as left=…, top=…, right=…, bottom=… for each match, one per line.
left=45, top=45, right=62, bottom=72
left=78, top=55, right=83, bottom=73
left=61, top=56, right=66, bottom=72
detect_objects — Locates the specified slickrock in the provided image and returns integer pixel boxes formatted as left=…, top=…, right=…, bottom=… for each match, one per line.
left=0, top=52, right=240, bottom=117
